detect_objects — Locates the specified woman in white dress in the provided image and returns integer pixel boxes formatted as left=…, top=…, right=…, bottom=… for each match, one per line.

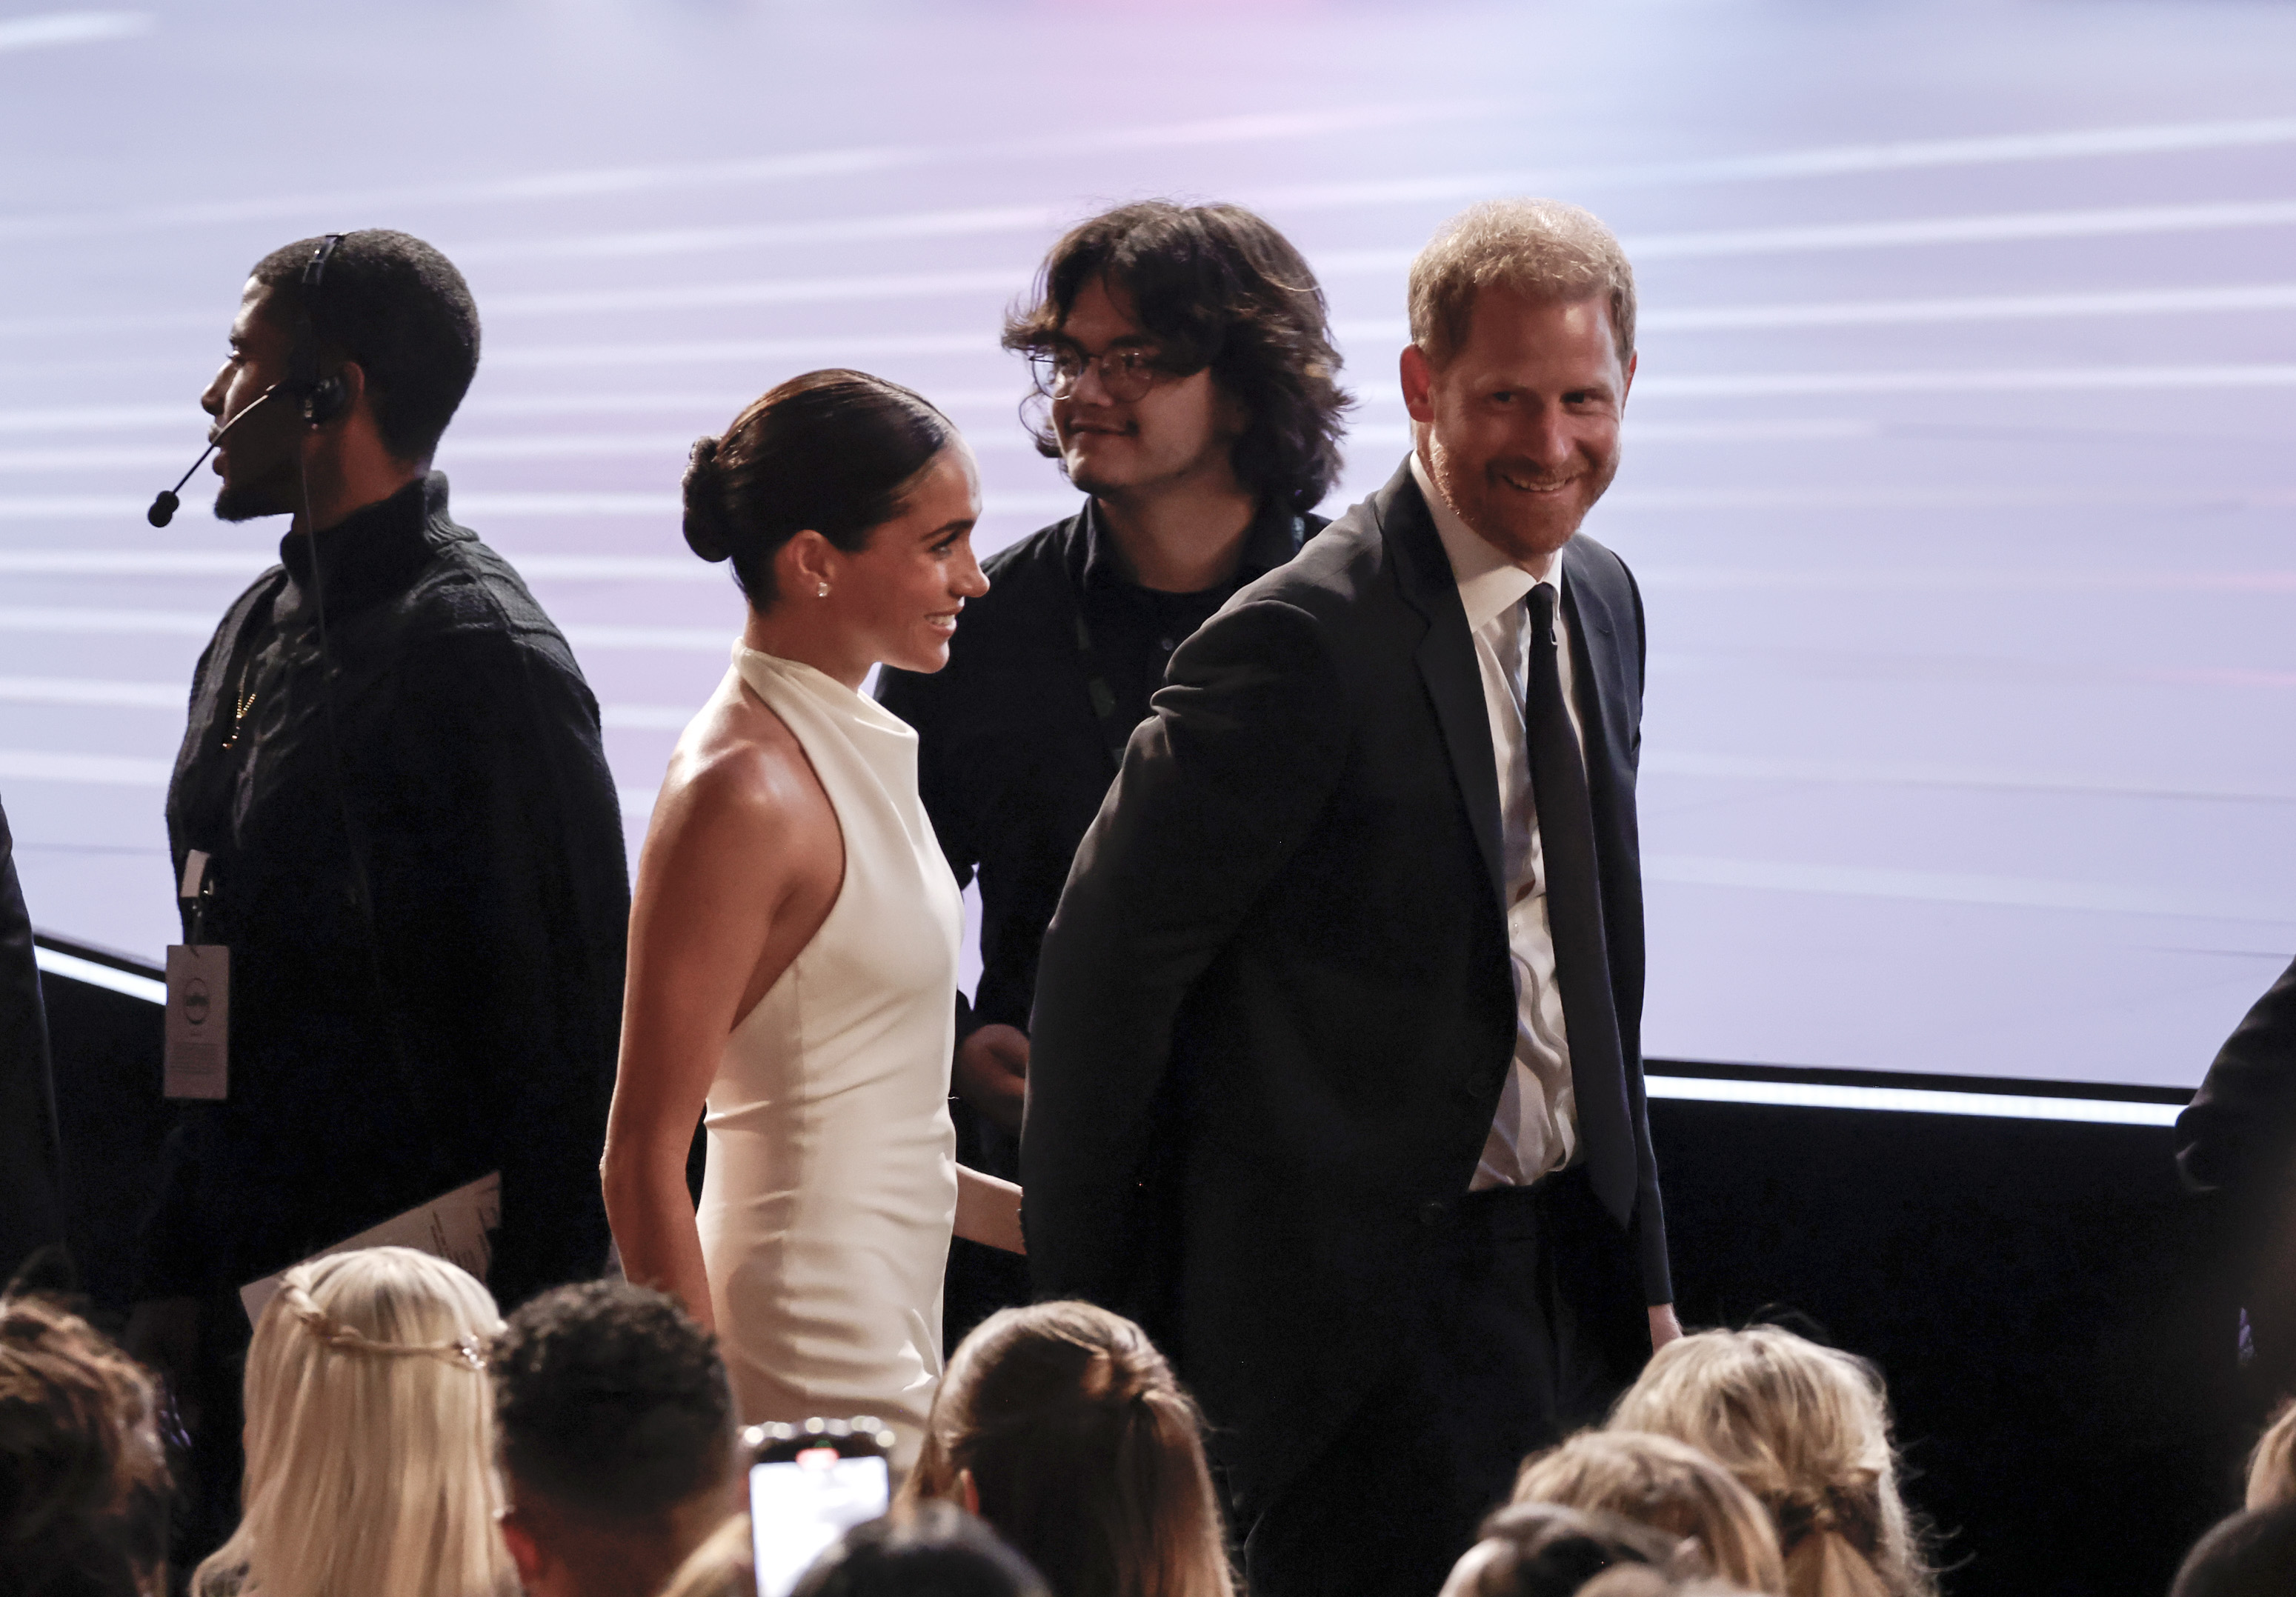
left=603, top=370, right=1019, bottom=1468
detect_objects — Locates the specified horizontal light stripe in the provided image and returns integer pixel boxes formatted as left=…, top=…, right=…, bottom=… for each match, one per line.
left=1642, top=750, right=2296, bottom=805
left=617, top=786, right=659, bottom=815
left=0, top=604, right=212, bottom=636
left=1635, top=566, right=2296, bottom=593
left=0, top=675, right=179, bottom=707
left=486, top=332, right=996, bottom=370
left=1642, top=281, right=2296, bottom=331
left=0, top=12, right=148, bottom=53
left=1600, top=484, right=2296, bottom=510
left=1257, top=115, right=2296, bottom=213
left=1646, top=853, right=2296, bottom=924
left=0, top=102, right=1475, bottom=243
left=1633, top=363, right=2296, bottom=398
left=0, top=747, right=170, bottom=784
left=0, top=389, right=1032, bottom=435
left=0, top=549, right=725, bottom=581
left=34, top=947, right=164, bottom=1004
left=1645, top=1073, right=2183, bottom=1125
left=562, top=624, right=731, bottom=653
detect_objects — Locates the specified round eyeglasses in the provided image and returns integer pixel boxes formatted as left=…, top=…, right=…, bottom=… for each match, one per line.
left=1026, top=345, right=1169, bottom=404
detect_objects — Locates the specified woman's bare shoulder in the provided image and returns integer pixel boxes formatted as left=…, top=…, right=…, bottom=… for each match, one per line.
left=651, top=679, right=835, bottom=843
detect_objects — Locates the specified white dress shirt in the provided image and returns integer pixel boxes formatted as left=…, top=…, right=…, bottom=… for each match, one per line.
left=1408, top=453, right=1587, bottom=1192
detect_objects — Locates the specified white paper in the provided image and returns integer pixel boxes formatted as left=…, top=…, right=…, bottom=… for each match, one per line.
left=239, top=1170, right=502, bottom=1327
left=163, top=944, right=230, bottom=1100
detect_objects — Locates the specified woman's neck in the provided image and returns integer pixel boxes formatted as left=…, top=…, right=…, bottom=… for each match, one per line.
left=742, top=606, right=871, bottom=691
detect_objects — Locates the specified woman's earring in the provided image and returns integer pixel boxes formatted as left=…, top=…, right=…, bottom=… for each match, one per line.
left=816, top=581, right=831, bottom=599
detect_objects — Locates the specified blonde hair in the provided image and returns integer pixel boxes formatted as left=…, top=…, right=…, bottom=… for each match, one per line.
left=1516, top=1430, right=1786, bottom=1593
left=1407, top=198, right=1637, bottom=370
left=902, top=1301, right=1234, bottom=1597
left=2248, top=1400, right=2296, bottom=1511
left=193, top=1246, right=514, bottom=1597
left=1608, top=1328, right=1935, bottom=1597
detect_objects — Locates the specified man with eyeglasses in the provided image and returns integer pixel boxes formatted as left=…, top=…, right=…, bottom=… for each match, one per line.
left=875, top=200, right=1350, bottom=1347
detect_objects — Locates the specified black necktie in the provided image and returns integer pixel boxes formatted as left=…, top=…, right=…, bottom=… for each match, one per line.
left=1523, top=581, right=1639, bottom=1229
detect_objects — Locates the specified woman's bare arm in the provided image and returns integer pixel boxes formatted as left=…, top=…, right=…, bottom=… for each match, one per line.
left=602, top=707, right=840, bottom=1329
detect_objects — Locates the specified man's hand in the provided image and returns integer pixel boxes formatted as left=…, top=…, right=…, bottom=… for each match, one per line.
left=954, top=1023, right=1031, bottom=1137
left=1648, top=1302, right=1684, bottom=1353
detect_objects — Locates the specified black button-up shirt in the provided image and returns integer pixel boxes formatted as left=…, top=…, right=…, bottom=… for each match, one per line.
left=876, top=498, right=1316, bottom=1173
left=150, top=473, right=630, bottom=1307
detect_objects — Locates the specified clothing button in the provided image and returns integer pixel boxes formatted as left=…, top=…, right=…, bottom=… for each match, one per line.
left=1419, top=1199, right=1448, bottom=1229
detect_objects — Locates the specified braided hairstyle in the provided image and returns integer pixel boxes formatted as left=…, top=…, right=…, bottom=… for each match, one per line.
left=0, top=1294, right=170, bottom=1597
left=1608, top=1327, right=1939, bottom=1597
left=194, top=1247, right=510, bottom=1597
left=902, top=1301, right=1235, bottom=1597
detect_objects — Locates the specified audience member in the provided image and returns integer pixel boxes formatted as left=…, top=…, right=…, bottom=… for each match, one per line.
left=902, top=1301, right=1234, bottom=1597
left=657, top=1513, right=754, bottom=1597
left=1439, top=1501, right=1691, bottom=1597
left=793, top=1503, right=1051, bottom=1597
left=1515, top=1430, right=1786, bottom=1593
left=2170, top=1501, right=2296, bottom=1597
left=0, top=1293, right=170, bottom=1597
left=2243, top=1399, right=2296, bottom=1511
left=492, top=1280, right=740, bottom=1597
left=1608, top=1328, right=1935, bottom=1597
left=193, top=1247, right=513, bottom=1597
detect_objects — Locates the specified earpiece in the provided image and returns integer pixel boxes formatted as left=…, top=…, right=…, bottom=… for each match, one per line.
left=290, top=233, right=347, bottom=427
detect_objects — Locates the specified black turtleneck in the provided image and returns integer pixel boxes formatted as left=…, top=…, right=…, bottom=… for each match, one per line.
left=150, top=472, right=629, bottom=1310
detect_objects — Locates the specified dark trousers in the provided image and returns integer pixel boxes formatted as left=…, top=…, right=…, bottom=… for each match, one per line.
left=1241, top=1170, right=1631, bottom=1597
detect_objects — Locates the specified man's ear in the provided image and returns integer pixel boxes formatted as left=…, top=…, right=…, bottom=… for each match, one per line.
left=957, top=1467, right=982, bottom=1517
left=1400, top=344, right=1436, bottom=425
left=498, top=1505, right=550, bottom=1591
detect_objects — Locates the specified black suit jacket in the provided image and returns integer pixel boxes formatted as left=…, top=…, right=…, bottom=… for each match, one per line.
left=1022, top=461, right=1668, bottom=1509
left=0, top=793, right=63, bottom=1282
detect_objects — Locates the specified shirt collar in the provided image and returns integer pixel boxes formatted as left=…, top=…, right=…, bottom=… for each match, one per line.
left=1077, top=495, right=1302, bottom=596
left=1409, top=451, right=1543, bottom=632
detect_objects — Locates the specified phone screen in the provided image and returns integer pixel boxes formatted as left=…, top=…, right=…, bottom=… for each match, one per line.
left=748, top=1448, right=892, bottom=1597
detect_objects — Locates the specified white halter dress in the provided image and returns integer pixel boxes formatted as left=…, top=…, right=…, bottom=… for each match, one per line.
left=697, top=646, right=962, bottom=1469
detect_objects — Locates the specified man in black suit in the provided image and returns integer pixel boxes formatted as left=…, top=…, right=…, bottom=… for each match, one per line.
left=0, top=791, right=63, bottom=1285
left=1022, top=199, right=1678, bottom=1597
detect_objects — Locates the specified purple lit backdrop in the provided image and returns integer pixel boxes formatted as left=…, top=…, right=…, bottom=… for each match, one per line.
left=3, top=1, right=2292, bottom=1088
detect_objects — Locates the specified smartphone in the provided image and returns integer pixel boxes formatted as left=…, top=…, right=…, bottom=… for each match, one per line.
left=747, top=1418, right=897, bottom=1597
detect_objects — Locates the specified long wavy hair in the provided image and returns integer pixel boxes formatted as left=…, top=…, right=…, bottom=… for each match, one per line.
left=1609, top=1327, right=1938, bottom=1597
left=1002, top=201, right=1351, bottom=515
left=901, top=1301, right=1234, bottom=1597
left=193, top=1247, right=513, bottom=1597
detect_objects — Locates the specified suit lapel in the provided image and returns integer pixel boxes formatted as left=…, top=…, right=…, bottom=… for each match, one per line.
left=1559, top=540, right=1630, bottom=789
left=1379, top=462, right=1506, bottom=911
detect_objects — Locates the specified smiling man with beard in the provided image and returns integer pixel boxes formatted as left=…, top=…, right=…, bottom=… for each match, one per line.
left=129, top=230, right=630, bottom=1558
left=1022, top=199, right=1679, bottom=1597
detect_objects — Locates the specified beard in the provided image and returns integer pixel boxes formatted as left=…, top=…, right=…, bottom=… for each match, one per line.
left=1429, top=437, right=1620, bottom=567
left=213, top=466, right=298, bottom=523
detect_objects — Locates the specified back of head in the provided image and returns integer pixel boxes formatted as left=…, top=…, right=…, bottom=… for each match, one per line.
left=793, top=1502, right=1050, bottom=1597
left=1408, top=198, right=1637, bottom=372
left=682, top=369, right=958, bottom=607
left=2172, top=1502, right=2296, bottom=1597
left=1445, top=1501, right=1688, bottom=1597
left=493, top=1281, right=737, bottom=1585
left=0, top=1294, right=169, bottom=1597
left=1516, top=1430, right=1785, bottom=1593
left=250, top=230, right=480, bottom=463
left=2245, top=1399, right=2296, bottom=1511
left=196, top=1246, right=508, bottom=1597
left=1608, top=1327, right=1931, bottom=1597
left=905, top=1301, right=1233, bottom=1597
left=1002, top=199, right=1351, bottom=513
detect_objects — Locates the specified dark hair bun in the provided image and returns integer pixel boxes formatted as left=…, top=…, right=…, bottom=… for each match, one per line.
left=681, top=435, right=733, bottom=563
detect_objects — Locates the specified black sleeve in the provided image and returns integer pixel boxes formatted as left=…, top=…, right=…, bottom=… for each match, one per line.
left=380, top=630, right=630, bottom=1307
left=1021, top=598, right=1351, bottom=1304
left=0, top=795, right=63, bottom=1281
left=2177, top=958, right=2296, bottom=1203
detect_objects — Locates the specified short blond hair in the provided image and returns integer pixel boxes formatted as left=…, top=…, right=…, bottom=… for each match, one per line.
left=1516, top=1430, right=1786, bottom=1594
left=1609, top=1327, right=1936, bottom=1597
left=196, top=1247, right=513, bottom=1597
left=1408, top=199, right=1636, bottom=370
left=2249, top=1400, right=2296, bottom=1511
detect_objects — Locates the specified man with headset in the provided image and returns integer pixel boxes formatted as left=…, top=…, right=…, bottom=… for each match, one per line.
left=130, top=231, right=630, bottom=1550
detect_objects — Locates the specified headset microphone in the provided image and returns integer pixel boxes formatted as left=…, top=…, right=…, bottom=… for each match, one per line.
left=146, top=385, right=283, bottom=527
